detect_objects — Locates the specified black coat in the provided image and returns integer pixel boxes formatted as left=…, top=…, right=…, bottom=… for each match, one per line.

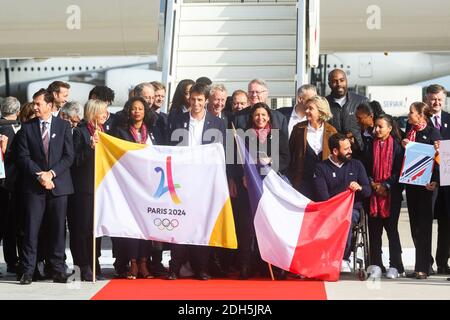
left=0, top=122, right=20, bottom=191
left=114, top=124, right=164, bottom=146
left=326, top=91, right=369, bottom=150
left=230, top=106, right=289, bottom=137
left=71, top=122, right=95, bottom=194
left=16, top=116, right=74, bottom=196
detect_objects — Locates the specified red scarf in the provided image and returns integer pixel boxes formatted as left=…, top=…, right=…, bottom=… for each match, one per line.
left=253, top=123, right=271, bottom=144
left=370, top=135, right=393, bottom=218
left=129, top=123, right=148, bottom=144
left=406, top=122, right=427, bottom=142
left=87, top=121, right=104, bottom=137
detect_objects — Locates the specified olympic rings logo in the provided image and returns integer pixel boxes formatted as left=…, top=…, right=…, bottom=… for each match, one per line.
left=154, top=218, right=179, bottom=231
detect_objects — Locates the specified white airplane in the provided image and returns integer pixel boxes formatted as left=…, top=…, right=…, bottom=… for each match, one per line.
left=317, top=52, right=450, bottom=88
left=0, top=56, right=159, bottom=105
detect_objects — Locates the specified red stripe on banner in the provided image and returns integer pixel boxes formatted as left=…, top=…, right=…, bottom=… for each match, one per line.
left=289, top=190, right=355, bottom=281
left=91, top=279, right=327, bottom=300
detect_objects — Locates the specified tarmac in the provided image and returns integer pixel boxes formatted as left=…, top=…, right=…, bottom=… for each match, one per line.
left=0, top=205, right=449, bottom=300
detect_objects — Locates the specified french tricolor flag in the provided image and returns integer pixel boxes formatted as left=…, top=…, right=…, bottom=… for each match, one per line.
left=236, top=135, right=355, bottom=281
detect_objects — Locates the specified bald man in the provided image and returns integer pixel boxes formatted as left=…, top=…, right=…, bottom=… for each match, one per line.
left=325, top=69, right=369, bottom=151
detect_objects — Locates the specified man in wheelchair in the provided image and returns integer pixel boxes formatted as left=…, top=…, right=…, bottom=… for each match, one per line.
left=313, top=133, right=371, bottom=272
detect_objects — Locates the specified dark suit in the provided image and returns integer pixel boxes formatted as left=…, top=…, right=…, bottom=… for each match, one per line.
left=168, top=111, right=225, bottom=277
left=434, top=111, right=450, bottom=270
left=277, top=106, right=294, bottom=129
left=155, top=111, right=169, bottom=145
left=16, top=116, right=74, bottom=276
left=0, top=121, right=21, bottom=269
left=103, top=112, right=116, bottom=133
left=404, top=124, right=441, bottom=274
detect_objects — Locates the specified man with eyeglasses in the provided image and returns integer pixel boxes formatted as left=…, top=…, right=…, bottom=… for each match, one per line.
left=231, top=79, right=288, bottom=135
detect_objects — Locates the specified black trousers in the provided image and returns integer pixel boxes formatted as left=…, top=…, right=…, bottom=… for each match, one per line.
left=67, top=193, right=101, bottom=268
left=1, top=188, right=22, bottom=267
left=149, top=241, right=164, bottom=265
left=368, top=196, right=404, bottom=273
left=232, top=181, right=256, bottom=270
left=406, top=185, right=433, bottom=274
left=435, top=189, right=450, bottom=268
left=169, top=243, right=209, bottom=275
left=114, top=237, right=151, bottom=261
left=21, top=192, right=68, bottom=275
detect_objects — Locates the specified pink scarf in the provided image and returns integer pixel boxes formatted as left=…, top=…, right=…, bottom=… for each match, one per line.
left=129, top=123, right=148, bottom=144
left=406, top=122, right=427, bottom=142
left=253, top=123, right=271, bottom=144
left=87, top=121, right=104, bottom=137
left=370, top=135, right=393, bottom=218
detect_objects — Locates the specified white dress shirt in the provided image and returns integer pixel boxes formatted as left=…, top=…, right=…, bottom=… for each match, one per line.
left=306, top=122, right=324, bottom=155
left=431, top=111, right=442, bottom=129
left=39, top=116, right=53, bottom=137
left=288, top=107, right=307, bottom=137
left=188, top=112, right=206, bottom=146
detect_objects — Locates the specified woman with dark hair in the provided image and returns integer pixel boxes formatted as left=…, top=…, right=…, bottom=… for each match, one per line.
left=18, top=102, right=36, bottom=123
left=365, top=114, right=405, bottom=278
left=402, top=102, right=441, bottom=279
left=238, top=102, right=289, bottom=279
left=245, top=102, right=290, bottom=176
left=113, top=97, right=162, bottom=279
left=369, top=100, right=385, bottom=118
left=168, top=79, right=195, bottom=122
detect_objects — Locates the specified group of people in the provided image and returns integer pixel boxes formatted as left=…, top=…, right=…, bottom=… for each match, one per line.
left=0, top=68, right=449, bottom=284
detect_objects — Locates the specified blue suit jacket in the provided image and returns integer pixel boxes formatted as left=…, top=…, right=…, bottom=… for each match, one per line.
left=16, top=116, right=74, bottom=196
left=168, top=111, right=226, bottom=147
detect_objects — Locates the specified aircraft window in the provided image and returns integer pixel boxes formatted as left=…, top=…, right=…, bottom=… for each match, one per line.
left=79, top=66, right=82, bottom=71
left=44, top=67, right=47, bottom=71
left=86, top=66, right=89, bottom=70
left=333, top=64, right=337, bottom=68
left=65, top=67, right=68, bottom=71
left=347, top=65, right=350, bottom=69
left=93, top=66, right=96, bottom=70
left=327, top=64, right=330, bottom=68
left=18, top=67, right=21, bottom=72
left=37, top=67, right=41, bottom=71
left=72, top=67, right=75, bottom=71
left=24, top=67, right=28, bottom=71
left=31, top=67, right=34, bottom=71
left=51, top=67, right=54, bottom=71
left=11, top=67, right=15, bottom=72
left=340, top=64, right=344, bottom=68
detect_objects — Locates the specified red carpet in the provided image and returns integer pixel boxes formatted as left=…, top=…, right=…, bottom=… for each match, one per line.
left=91, top=278, right=327, bottom=300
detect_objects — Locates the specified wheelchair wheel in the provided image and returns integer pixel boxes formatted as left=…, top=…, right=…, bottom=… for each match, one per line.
left=361, top=210, right=370, bottom=269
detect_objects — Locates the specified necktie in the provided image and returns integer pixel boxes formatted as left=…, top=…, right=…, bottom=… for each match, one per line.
left=41, top=121, right=49, bottom=162
left=434, top=116, right=441, bottom=130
